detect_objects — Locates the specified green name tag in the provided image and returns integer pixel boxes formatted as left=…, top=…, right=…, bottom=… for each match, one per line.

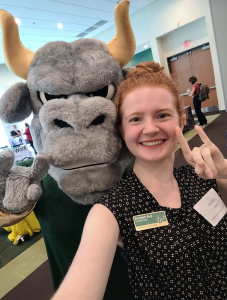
left=133, top=211, right=168, bottom=231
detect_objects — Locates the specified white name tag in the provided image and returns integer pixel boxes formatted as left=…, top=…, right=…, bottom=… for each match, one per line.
left=194, top=188, right=227, bottom=226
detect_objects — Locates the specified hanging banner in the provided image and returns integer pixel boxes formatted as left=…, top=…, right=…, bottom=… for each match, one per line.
left=1, top=122, right=26, bottom=148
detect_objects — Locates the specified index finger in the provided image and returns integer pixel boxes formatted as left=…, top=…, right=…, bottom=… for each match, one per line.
left=31, top=153, right=50, bottom=183
left=175, top=126, right=192, bottom=158
left=194, top=125, right=213, bottom=147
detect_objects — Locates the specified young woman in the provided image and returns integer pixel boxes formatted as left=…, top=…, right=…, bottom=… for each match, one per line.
left=52, top=62, right=227, bottom=300
left=189, top=76, right=207, bottom=127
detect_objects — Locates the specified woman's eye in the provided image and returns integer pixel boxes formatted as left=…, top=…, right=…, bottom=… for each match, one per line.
left=159, top=114, right=167, bottom=119
left=130, top=117, right=140, bottom=122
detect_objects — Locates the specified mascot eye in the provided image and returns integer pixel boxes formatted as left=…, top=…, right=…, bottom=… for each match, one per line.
left=38, top=91, right=68, bottom=104
left=86, top=83, right=116, bottom=100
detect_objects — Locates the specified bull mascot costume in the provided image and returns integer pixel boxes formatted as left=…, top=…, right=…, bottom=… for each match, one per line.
left=0, top=0, right=136, bottom=298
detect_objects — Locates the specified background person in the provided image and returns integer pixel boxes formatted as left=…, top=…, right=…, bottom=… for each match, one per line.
left=10, top=124, right=21, bottom=138
left=22, top=123, right=37, bottom=155
left=188, top=76, right=207, bottom=127
left=52, top=62, right=227, bottom=300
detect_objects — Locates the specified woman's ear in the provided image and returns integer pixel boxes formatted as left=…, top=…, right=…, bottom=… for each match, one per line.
left=180, top=115, right=186, bottom=131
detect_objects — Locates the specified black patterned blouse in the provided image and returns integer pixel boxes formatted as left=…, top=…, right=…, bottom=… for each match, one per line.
left=98, top=165, right=227, bottom=300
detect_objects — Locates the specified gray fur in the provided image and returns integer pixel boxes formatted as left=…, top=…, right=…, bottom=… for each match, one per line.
left=0, top=150, right=14, bottom=212
left=3, top=165, right=33, bottom=212
left=27, top=184, right=42, bottom=202
left=27, top=39, right=123, bottom=115
left=0, top=151, right=49, bottom=213
left=0, top=83, right=32, bottom=123
left=0, top=38, right=131, bottom=211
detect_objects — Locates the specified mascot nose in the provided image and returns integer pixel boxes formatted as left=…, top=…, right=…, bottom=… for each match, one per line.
left=54, top=119, right=73, bottom=128
left=88, top=114, right=105, bottom=127
left=53, top=114, right=105, bottom=129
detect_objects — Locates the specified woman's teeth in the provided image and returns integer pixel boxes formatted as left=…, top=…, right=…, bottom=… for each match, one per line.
left=141, top=140, right=164, bottom=146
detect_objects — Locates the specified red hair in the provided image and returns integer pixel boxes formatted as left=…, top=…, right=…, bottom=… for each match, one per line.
left=115, top=61, right=184, bottom=129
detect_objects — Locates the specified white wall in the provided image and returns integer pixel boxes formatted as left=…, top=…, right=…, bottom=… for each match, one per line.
left=93, top=0, right=211, bottom=61
left=93, top=0, right=225, bottom=110
left=0, top=64, right=24, bottom=92
left=158, top=17, right=208, bottom=65
left=209, top=0, right=227, bottom=109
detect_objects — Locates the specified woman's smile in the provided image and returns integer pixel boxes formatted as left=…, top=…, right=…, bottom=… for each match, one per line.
left=140, top=139, right=166, bottom=148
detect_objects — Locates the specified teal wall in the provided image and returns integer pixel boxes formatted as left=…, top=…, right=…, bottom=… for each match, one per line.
left=126, top=48, right=153, bottom=67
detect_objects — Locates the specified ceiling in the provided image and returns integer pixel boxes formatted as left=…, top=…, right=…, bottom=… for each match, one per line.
left=0, top=0, right=155, bottom=64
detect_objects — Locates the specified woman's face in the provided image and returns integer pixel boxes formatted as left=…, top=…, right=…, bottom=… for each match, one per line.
left=121, top=86, right=185, bottom=165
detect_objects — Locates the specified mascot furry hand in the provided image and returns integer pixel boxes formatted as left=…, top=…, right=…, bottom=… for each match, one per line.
left=0, top=0, right=136, bottom=297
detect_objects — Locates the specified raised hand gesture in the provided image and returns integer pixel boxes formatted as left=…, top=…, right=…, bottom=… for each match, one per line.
left=0, top=150, right=50, bottom=215
left=175, top=125, right=227, bottom=180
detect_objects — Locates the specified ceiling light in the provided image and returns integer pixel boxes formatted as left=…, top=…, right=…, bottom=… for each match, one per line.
left=58, top=23, right=63, bottom=29
left=144, top=45, right=148, bottom=49
left=15, top=18, right=21, bottom=25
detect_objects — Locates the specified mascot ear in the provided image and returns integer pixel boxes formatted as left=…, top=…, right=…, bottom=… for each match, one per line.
left=0, top=82, right=32, bottom=123
left=122, top=67, right=133, bottom=79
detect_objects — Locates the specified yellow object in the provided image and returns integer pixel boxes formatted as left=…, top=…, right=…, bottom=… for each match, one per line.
left=4, top=211, right=41, bottom=245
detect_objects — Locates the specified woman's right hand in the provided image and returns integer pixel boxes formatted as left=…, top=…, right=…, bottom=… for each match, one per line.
left=175, top=125, right=227, bottom=180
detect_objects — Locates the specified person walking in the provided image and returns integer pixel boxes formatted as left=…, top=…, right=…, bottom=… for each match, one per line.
left=189, top=76, right=207, bottom=127
left=23, top=123, right=37, bottom=154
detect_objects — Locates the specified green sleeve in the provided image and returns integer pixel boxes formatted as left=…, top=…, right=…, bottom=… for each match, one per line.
left=17, top=158, right=34, bottom=167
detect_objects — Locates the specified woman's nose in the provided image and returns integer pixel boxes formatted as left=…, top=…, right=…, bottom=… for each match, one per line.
left=142, top=120, right=159, bottom=135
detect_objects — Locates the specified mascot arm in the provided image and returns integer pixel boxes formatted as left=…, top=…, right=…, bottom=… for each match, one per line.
left=0, top=150, right=50, bottom=226
left=52, top=204, right=119, bottom=300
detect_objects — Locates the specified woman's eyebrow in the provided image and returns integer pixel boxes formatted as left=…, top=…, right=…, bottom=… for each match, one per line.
left=125, top=111, right=142, bottom=119
left=157, top=108, right=174, bottom=113
left=125, top=108, right=174, bottom=119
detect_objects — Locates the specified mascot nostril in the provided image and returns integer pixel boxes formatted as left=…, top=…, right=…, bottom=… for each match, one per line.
left=89, top=114, right=105, bottom=126
left=54, top=119, right=73, bottom=128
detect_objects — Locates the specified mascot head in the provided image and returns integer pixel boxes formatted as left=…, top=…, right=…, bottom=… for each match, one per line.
left=0, top=0, right=136, bottom=204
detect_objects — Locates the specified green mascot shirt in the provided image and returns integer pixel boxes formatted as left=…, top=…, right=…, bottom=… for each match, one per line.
left=18, top=159, right=134, bottom=299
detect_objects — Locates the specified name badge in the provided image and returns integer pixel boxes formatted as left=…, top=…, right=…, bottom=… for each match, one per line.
left=193, top=188, right=227, bottom=226
left=133, top=211, right=168, bottom=231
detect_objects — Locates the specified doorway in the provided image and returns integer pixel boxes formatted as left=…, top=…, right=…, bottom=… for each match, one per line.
left=168, top=44, right=218, bottom=112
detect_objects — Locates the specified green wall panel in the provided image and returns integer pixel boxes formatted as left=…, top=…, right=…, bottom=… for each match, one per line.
left=126, top=48, right=153, bottom=67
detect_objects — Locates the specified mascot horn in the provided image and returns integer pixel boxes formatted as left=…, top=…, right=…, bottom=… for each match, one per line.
left=0, top=0, right=137, bottom=298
